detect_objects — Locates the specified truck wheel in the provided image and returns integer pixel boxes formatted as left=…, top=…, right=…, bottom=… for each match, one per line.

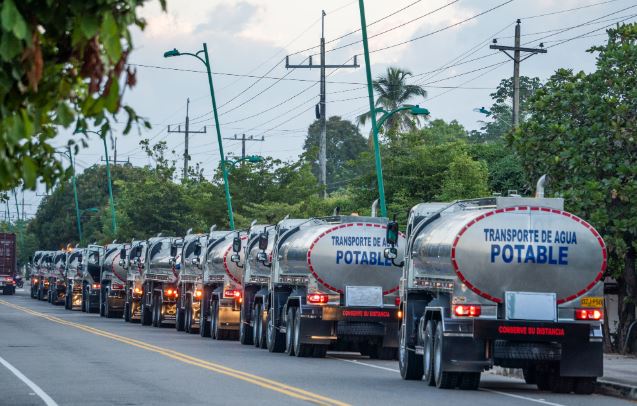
left=199, top=298, right=211, bottom=337
left=64, top=291, right=71, bottom=310
left=211, top=300, right=219, bottom=339
left=124, top=302, right=131, bottom=322
left=312, top=345, right=327, bottom=358
left=573, top=377, right=596, bottom=394
left=141, top=300, right=152, bottom=326
left=266, top=308, right=285, bottom=353
left=434, top=321, right=459, bottom=389
left=399, top=322, right=424, bottom=381
left=285, top=307, right=296, bottom=356
left=253, top=303, right=263, bottom=348
left=185, top=304, right=192, bottom=333
left=423, top=320, right=435, bottom=385
left=176, top=304, right=185, bottom=331
left=239, top=305, right=253, bottom=345
left=293, top=308, right=314, bottom=357
left=550, top=374, right=574, bottom=393
left=100, top=291, right=106, bottom=317
left=458, top=373, right=481, bottom=390
left=523, top=366, right=537, bottom=384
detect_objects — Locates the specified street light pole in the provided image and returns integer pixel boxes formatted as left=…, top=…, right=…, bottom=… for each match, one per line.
left=68, top=146, right=83, bottom=245
left=164, top=44, right=236, bottom=230
left=358, top=0, right=387, bottom=217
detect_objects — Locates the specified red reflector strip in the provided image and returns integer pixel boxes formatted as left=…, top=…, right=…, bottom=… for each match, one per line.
left=453, top=305, right=481, bottom=317
left=224, top=289, right=241, bottom=299
left=307, top=293, right=329, bottom=304
left=575, top=309, right=602, bottom=320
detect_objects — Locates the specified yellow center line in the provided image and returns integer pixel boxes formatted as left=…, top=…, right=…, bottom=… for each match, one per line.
left=0, top=300, right=349, bottom=406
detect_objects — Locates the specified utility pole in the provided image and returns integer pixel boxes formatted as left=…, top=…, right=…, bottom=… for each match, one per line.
left=490, top=19, right=546, bottom=128
left=223, top=134, right=264, bottom=160
left=101, top=156, right=130, bottom=165
left=168, top=98, right=206, bottom=180
left=113, top=136, right=117, bottom=166
left=286, top=10, right=359, bottom=197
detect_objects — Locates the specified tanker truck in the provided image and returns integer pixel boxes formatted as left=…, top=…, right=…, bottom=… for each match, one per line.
left=123, top=240, right=147, bottom=322
left=0, top=232, right=17, bottom=295
left=198, top=230, right=246, bottom=340
left=48, top=250, right=68, bottom=305
left=386, top=194, right=605, bottom=393
left=140, top=236, right=182, bottom=327
left=78, top=245, right=103, bottom=313
left=61, top=248, right=84, bottom=309
left=29, top=251, right=45, bottom=298
left=100, top=243, right=128, bottom=318
left=36, top=251, right=53, bottom=300
left=175, top=230, right=207, bottom=333
left=238, top=223, right=274, bottom=346
left=249, top=215, right=405, bottom=358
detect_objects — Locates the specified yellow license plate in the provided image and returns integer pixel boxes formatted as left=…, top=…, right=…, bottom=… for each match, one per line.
left=581, top=297, right=604, bottom=308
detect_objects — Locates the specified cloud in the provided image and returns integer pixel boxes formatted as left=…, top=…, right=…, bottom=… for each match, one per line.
left=144, top=13, right=194, bottom=39
left=195, top=2, right=260, bottom=34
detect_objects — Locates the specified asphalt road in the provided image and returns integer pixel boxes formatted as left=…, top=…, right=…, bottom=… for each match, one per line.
left=0, top=288, right=632, bottom=406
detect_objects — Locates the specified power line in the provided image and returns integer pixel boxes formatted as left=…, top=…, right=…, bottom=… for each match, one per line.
left=521, top=0, right=622, bottom=20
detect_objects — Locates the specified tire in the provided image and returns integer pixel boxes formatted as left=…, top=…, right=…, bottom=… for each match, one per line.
left=523, top=366, right=537, bottom=385
left=141, top=299, right=152, bottom=326
left=199, top=297, right=211, bottom=337
left=458, top=373, right=481, bottom=390
left=211, top=300, right=221, bottom=339
left=573, top=377, right=596, bottom=395
left=64, top=287, right=71, bottom=310
left=106, top=297, right=117, bottom=319
left=536, top=370, right=551, bottom=391
left=185, top=302, right=192, bottom=333
left=293, top=307, right=313, bottom=357
left=399, top=322, right=424, bottom=381
left=313, top=345, right=327, bottom=358
left=434, top=321, right=459, bottom=389
left=176, top=304, right=185, bottom=331
left=100, top=289, right=106, bottom=317
left=423, top=320, right=435, bottom=386
left=266, top=308, right=285, bottom=353
left=550, top=374, right=574, bottom=394
left=239, top=305, right=253, bottom=345
left=124, top=302, right=131, bottom=322
left=253, top=303, right=263, bottom=348
left=285, top=307, right=296, bottom=356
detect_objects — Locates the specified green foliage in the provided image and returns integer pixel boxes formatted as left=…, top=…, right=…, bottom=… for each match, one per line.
left=0, top=0, right=164, bottom=192
left=438, top=154, right=489, bottom=201
left=358, top=67, right=428, bottom=134
left=303, top=116, right=368, bottom=192
left=510, top=23, right=637, bottom=351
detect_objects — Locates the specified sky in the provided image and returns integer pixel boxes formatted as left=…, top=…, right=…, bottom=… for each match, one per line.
left=9, top=0, right=637, bottom=219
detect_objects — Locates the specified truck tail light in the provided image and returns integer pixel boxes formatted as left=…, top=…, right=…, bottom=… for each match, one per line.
left=33, top=278, right=38, bottom=283
left=453, top=305, right=481, bottom=317
left=92, top=283, right=100, bottom=290
left=4, top=276, right=13, bottom=281
left=575, top=309, right=602, bottom=321
left=195, top=290, right=203, bottom=299
left=307, top=293, right=329, bottom=304
left=165, top=288, right=178, bottom=298
left=224, top=289, right=241, bottom=299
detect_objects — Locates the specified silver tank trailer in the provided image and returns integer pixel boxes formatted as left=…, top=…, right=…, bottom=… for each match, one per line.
left=123, top=240, right=147, bottom=322
left=397, top=196, right=607, bottom=391
left=144, top=237, right=178, bottom=284
left=49, top=250, right=68, bottom=304
left=180, top=233, right=207, bottom=283
left=61, top=248, right=82, bottom=308
left=204, top=231, right=246, bottom=289
left=244, top=225, right=275, bottom=285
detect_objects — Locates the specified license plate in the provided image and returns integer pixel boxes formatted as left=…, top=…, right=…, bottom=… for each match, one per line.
left=581, top=297, right=603, bottom=308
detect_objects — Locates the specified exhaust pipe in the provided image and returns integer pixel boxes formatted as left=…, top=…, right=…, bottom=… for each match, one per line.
left=535, top=174, right=548, bottom=198
left=371, top=199, right=379, bottom=217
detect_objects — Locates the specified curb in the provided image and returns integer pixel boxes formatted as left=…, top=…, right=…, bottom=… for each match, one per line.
left=596, top=379, right=637, bottom=400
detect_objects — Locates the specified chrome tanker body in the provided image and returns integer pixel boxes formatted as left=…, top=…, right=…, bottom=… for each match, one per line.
left=78, top=245, right=103, bottom=313
left=391, top=196, right=606, bottom=394
left=140, top=236, right=182, bottom=327
left=99, top=243, right=128, bottom=318
left=36, top=251, right=53, bottom=300
left=175, top=231, right=207, bottom=334
left=49, top=250, right=68, bottom=305
left=123, top=240, right=147, bottom=322
left=29, top=251, right=44, bottom=298
left=61, top=248, right=83, bottom=309
left=238, top=224, right=274, bottom=346
left=258, top=215, right=405, bottom=358
left=198, top=230, right=245, bottom=340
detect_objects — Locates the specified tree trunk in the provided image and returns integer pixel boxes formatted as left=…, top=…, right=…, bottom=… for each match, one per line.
left=618, top=246, right=636, bottom=354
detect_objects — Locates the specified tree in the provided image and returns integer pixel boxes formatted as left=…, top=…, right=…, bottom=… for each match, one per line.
left=438, top=153, right=489, bottom=201
left=472, top=76, right=542, bottom=142
left=358, top=67, right=427, bottom=134
left=303, top=116, right=367, bottom=192
left=509, top=23, right=637, bottom=352
left=0, top=0, right=164, bottom=192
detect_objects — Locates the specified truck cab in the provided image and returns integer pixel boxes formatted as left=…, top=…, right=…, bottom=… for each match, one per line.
left=175, top=231, right=207, bottom=334
left=29, top=251, right=44, bottom=298
left=100, top=243, right=128, bottom=318
left=124, top=240, right=147, bottom=323
left=62, top=248, right=83, bottom=309
left=49, top=250, right=68, bottom=305
left=80, top=245, right=103, bottom=313
left=36, top=251, right=53, bottom=300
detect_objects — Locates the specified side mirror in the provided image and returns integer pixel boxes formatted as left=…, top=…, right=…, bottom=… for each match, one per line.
left=232, top=234, right=241, bottom=253
left=170, top=244, right=178, bottom=258
left=230, top=253, right=241, bottom=264
left=77, top=254, right=83, bottom=264
left=120, top=248, right=127, bottom=260
left=194, top=243, right=202, bottom=257
left=384, top=247, right=398, bottom=260
left=386, top=217, right=399, bottom=246
left=258, top=231, right=269, bottom=251
left=257, top=252, right=268, bottom=263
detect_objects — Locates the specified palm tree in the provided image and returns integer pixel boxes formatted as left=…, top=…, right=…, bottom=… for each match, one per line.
left=358, top=67, right=427, bottom=134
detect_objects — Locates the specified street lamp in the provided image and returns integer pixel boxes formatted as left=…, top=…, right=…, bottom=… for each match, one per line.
left=56, top=148, right=83, bottom=245
left=225, top=155, right=264, bottom=168
left=375, top=105, right=430, bottom=130
left=74, top=129, right=117, bottom=235
left=164, top=44, right=236, bottom=229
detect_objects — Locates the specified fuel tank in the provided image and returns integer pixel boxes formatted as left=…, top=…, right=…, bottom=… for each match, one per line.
left=203, top=231, right=246, bottom=286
